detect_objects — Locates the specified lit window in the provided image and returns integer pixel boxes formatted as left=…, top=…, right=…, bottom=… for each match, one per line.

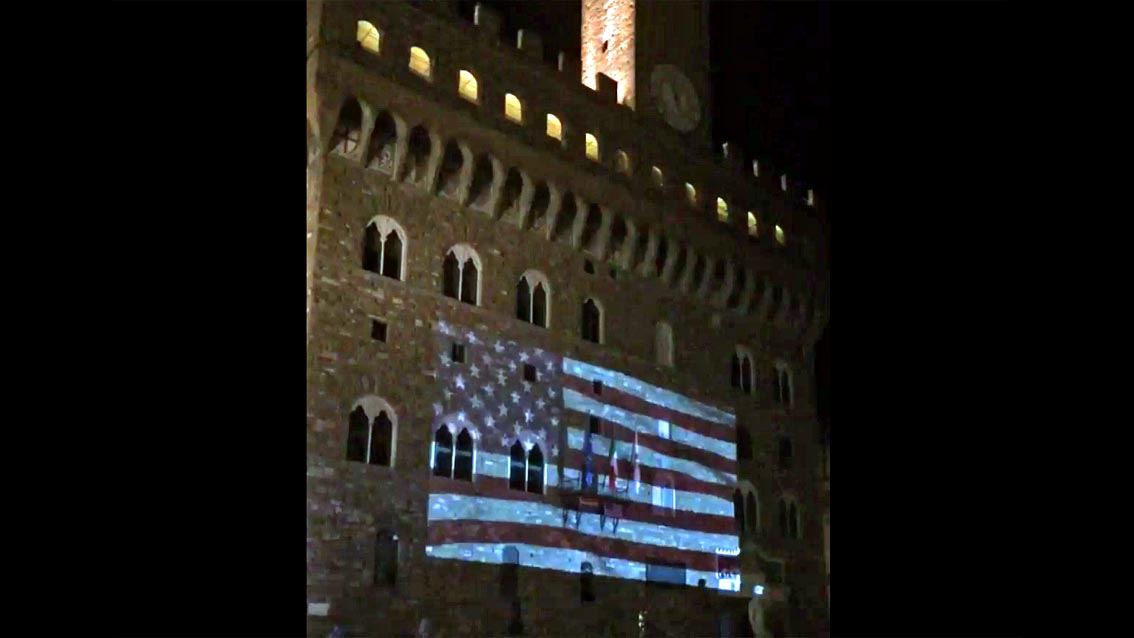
left=585, top=133, right=600, bottom=161
left=357, top=21, right=381, bottom=54
left=775, top=225, right=786, bottom=245
left=615, top=150, right=631, bottom=175
left=651, top=166, right=664, bottom=187
left=716, top=197, right=729, bottom=223
left=546, top=114, right=563, bottom=141
left=458, top=70, right=478, bottom=102
left=747, top=212, right=758, bottom=237
left=408, top=46, right=431, bottom=79
left=685, top=183, right=697, bottom=206
left=505, top=93, right=523, bottom=123
left=807, top=189, right=815, bottom=206
left=780, top=175, right=788, bottom=191
left=752, top=160, right=759, bottom=177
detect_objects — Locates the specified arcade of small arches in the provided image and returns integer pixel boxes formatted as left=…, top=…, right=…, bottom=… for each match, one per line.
left=314, top=91, right=824, bottom=344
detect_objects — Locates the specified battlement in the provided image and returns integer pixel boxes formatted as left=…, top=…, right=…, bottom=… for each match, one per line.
left=319, top=2, right=827, bottom=261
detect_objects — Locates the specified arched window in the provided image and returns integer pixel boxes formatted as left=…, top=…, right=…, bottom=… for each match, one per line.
left=357, top=20, right=381, bottom=54
left=746, top=491, right=758, bottom=535
left=615, top=150, right=631, bottom=175
left=655, top=321, right=674, bottom=367
left=651, top=166, right=664, bottom=187
left=747, top=211, right=759, bottom=237
left=505, top=93, right=523, bottom=123
left=737, top=425, right=752, bottom=461
left=775, top=224, right=786, bottom=246
left=331, top=97, right=363, bottom=156
left=432, top=426, right=453, bottom=477
left=527, top=444, right=544, bottom=494
left=789, top=502, right=800, bottom=539
left=732, top=489, right=744, bottom=533
left=716, top=197, right=729, bottom=223
left=346, top=396, right=398, bottom=467
left=458, top=70, right=478, bottom=102
left=585, top=133, right=600, bottom=161
left=685, top=183, right=698, bottom=206
left=516, top=271, right=550, bottom=328
left=362, top=216, right=407, bottom=280
left=773, top=361, right=793, bottom=406
left=374, top=530, right=398, bottom=587
left=581, top=298, right=602, bottom=344
left=778, top=436, right=793, bottom=469
left=454, top=427, right=474, bottom=481
left=580, top=561, right=595, bottom=602
left=509, top=440, right=526, bottom=491
left=443, top=245, right=481, bottom=305
left=408, top=46, right=432, bottom=79
left=546, top=114, right=563, bottom=142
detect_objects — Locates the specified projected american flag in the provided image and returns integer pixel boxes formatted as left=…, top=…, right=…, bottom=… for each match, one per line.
left=426, top=321, right=742, bottom=590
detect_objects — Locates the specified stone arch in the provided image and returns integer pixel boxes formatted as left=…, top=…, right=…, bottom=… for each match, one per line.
left=330, top=96, right=364, bottom=157
left=348, top=395, right=399, bottom=468
left=728, top=266, right=747, bottom=309
left=550, top=192, right=577, bottom=244
left=608, top=216, right=628, bottom=263
left=467, top=153, right=495, bottom=210
left=436, top=139, right=466, bottom=199
left=653, top=233, right=669, bottom=279
left=736, top=479, right=760, bottom=535
left=404, top=124, right=433, bottom=185
left=733, top=345, right=756, bottom=394
left=580, top=203, right=603, bottom=254
left=527, top=181, right=551, bottom=232
left=365, top=109, right=402, bottom=173
left=581, top=297, right=604, bottom=344
left=631, top=224, right=651, bottom=271
left=499, top=167, right=525, bottom=221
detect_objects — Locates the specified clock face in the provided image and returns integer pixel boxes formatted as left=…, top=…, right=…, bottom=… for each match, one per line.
left=650, top=65, right=701, bottom=133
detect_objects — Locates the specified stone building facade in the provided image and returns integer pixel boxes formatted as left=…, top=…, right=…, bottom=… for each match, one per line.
left=306, top=2, right=829, bottom=636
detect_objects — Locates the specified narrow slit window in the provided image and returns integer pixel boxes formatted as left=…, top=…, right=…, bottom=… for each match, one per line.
left=547, top=114, right=563, bottom=141
left=651, top=166, right=664, bottom=187
left=747, top=212, right=758, bottom=237
left=451, top=342, right=466, bottom=363
left=775, top=225, right=786, bottom=245
left=585, top=133, right=600, bottom=161
left=716, top=197, right=729, bottom=223
left=615, top=150, right=631, bottom=175
left=371, top=319, right=387, bottom=342
left=685, top=183, right=697, bottom=206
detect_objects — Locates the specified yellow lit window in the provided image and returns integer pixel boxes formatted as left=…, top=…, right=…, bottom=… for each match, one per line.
left=585, top=133, right=599, bottom=161
left=716, top=197, right=729, bottom=222
left=752, top=160, right=759, bottom=177
left=547, top=114, right=563, bottom=141
left=747, top=212, right=758, bottom=237
left=807, top=189, right=815, bottom=206
left=458, top=70, right=478, bottom=102
left=651, top=166, right=664, bottom=187
left=505, top=93, right=523, bottom=123
left=357, top=21, right=381, bottom=54
left=775, top=225, right=786, bottom=245
left=409, top=46, right=431, bottom=79
left=685, top=183, right=697, bottom=206
left=615, top=150, right=631, bottom=175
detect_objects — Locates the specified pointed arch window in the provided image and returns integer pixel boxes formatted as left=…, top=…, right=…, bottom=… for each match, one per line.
left=432, top=426, right=453, bottom=477
left=732, top=347, right=754, bottom=394
left=357, top=21, right=381, bottom=54
left=505, top=93, right=523, bottom=123
left=454, top=427, right=474, bottom=481
left=345, top=398, right=397, bottom=467
left=458, top=70, right=478, bottom=102
left=516, top=271, right=550, bottom=328
left=716, top=197, right=729, bottom=223
left=409, top=46, right=432, bottom=80
left=585, top=133, right=600, bottom=161
left=747, top=211, right=759, bottom=237
left=362, top=216, right=407, bottom=280
left=443, top=245, right=481, bottom=305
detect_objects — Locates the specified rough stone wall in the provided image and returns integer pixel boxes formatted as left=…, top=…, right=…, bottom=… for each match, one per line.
left=307, top=3, right=829, bottom=637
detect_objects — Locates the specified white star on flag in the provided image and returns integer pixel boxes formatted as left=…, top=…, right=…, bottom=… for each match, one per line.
left=485, top=415, right=495, bottom=428
left=439, top=355, right=451, bottom=367
left=500, top=434, right=510, bottom=448
left=443, top=389, right=453, bottom=400
left=482, top=353, right=493, bottom=366
left=469, top=364, right=480, bottom=378
left=433, top=403, right=443, bottom=416
left=482, top=385, right=495, bottom=397
left=522, top=381, right=532, bottom=393
left=519, top=351, right=530, bottom=362
left=524, top=409, right=533, bottom=423
left=534, top=347, right=544, bottom=357
left=467, top=331, right=478, bottom=344
left=536, top=398, right=546, bottom=410
left=458, top=412, right=466, bottom=422
left=508, top=360, right=517, bottom=372
left=551, top=444, right=559, bottom=457
left=498, top=404, right=508, bottom=417
left=546, top=360, right=555, bottom=372
left=547, top=387, right=557, bottom=399
left=470, top=396, right=483, bottom=409
left=551, top=417, right=560, bottom=426
left=494, top=341, right=505, bottom=353
left=511, top=392, right=521, bottom=404
left=496, top=370, right=507, bottom=384
left=437, top=320, right=450, bottom=334
left=512, top=423, right=523, bottom=435
left=455, top=374, right=465, bottom=389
